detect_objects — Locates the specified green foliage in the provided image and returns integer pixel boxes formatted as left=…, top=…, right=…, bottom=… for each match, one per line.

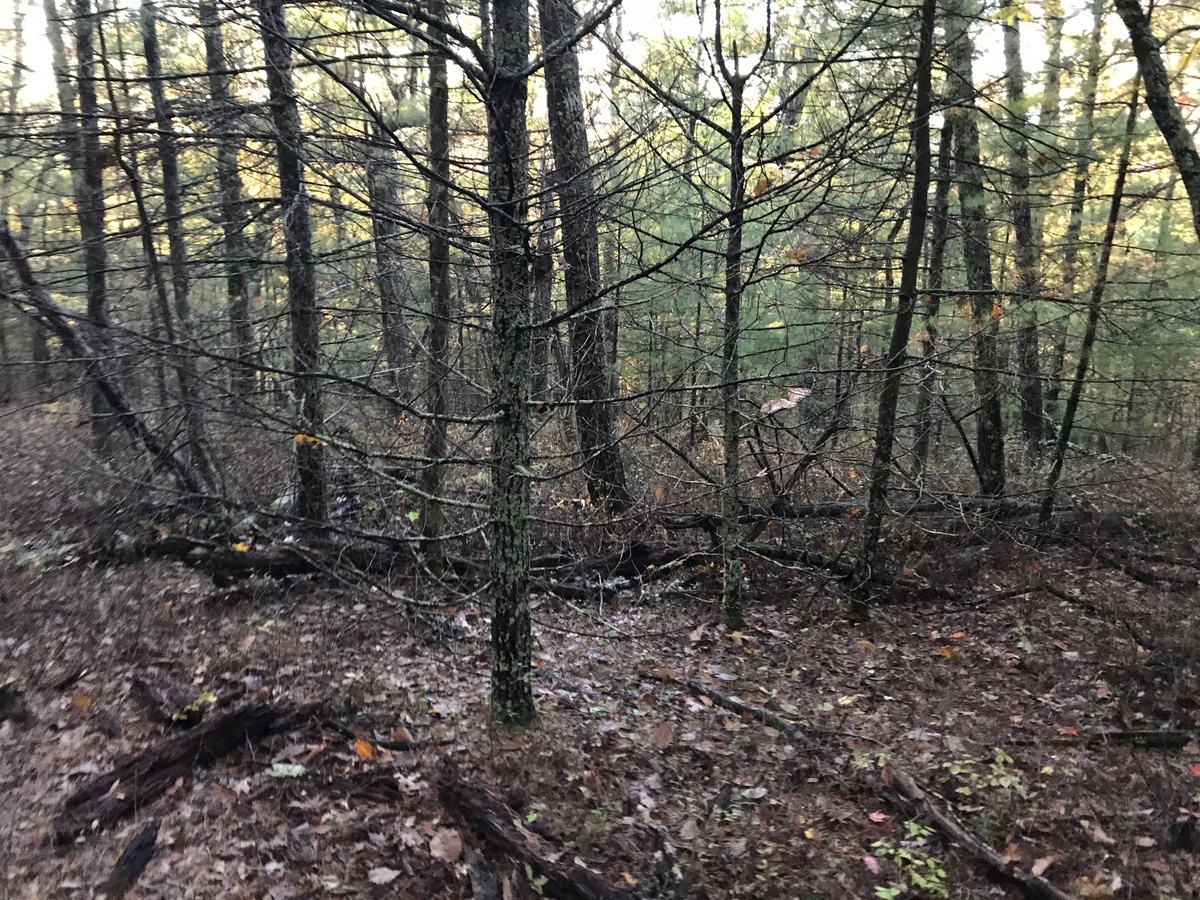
left=872, top=821, right=948, bottom=899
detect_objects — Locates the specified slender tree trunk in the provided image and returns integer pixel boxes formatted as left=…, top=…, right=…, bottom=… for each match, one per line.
left=421, top=0, right=453, bottom=571
left=96, top=21, right=179, bottom=428
left=530, top=162, right=556, bottom=403
left=365, top=125, right=415, bottom=396
left=913, top=117, right=953, bottom=482
left=199, top=0, right=256, bottom=398
left=1112, top=0, right=1200, bottom=241
left=712, top=7, right=751, bottom=630
left=1001, top=0, right=1045, bottom=453
left=69, top=0, right=116, bottom=452
left=258, top=0, right=324, bottom=521
left=1032, top=3, right=1063, bottom=251
left=1047, top=0, right=1103, bottom=419
left=857, top=0, right=936, bottom=590
left=537, top=0, right=631, bottom=511
left=140, top=0, right=214, bottom=486
left=0, top=0, right=25, bottom=401
left=946, top=0, right=1005, bottom=496
left=1041, top=87, right=1140, bottom=523
left=487, top=0, right=535, bottom=726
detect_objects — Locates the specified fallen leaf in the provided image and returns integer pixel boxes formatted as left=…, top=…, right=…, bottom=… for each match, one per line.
left=620, top=871, right=638, bottom=885
left=935, top=646, right=954, bottom=659
left=1143, top=858, right=1171, bottom=874
left=650, top=721, right=676, bottom=749
left=429, top=828, right=462, bottom=862
left=368, top=867, right=400, bottom=885
left=391, top=726, right=415, bottom=744
left=951, top=631, right=965, bottom=639
left=1134, top=836, right=1156, bottom=848
left=71, top=689, right=91, bottom=710
left=869, top=811, right=889, bottom=823
left=1058, top=726, right=1081, bottom=737
left=355, top=733, right=375, bottom=759
left=651, top=666, right=677, bottom=681
left=1031, top=856, right=1056, bottom=876
left=1091, top=824, right=1116, bottom=845
left=689, top=625, right=705, bottom=643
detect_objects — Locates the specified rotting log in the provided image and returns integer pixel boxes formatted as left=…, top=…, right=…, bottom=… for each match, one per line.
left=96, top=816, right=160, bottom=900
left=54, top=703, right=315, bottom=844
left=437, top=758, right=633, bottom=900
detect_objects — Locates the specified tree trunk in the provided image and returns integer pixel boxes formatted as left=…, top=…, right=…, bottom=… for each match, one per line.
left=198, top=0, right=256, bottom=398
left=946, top=0, right=1005, bottom=496
left=857, top=0, right=936, bottom=589
left=913, top=117, right=953, bottom=482
left=1047, top=0, right=1103, bottom=419
left=530, top=161, right=555, bottom=404
left=140, top=0, right=215, bottom=487
left=0, top=0, right=25, bottom=402
left=258, top=0, right=325, bottom=522
left=365, top=125, right=415, bottom=397
left=1041, top=88, right=1140, bottom=523
left=711, top=7, right=750, bottom=631
left=421, top=0, right=453, bottom=571
left=68, top=0, right=116, bottom=453
left=95, top=20, right=180, bottom=430
left=1001, top=0, right=1044, bottom=453
left=537, top=0, right=631, bottom=511
left=487, top=0, right=535, bottom=726
left=1112, top=0, right=1200, bottom=242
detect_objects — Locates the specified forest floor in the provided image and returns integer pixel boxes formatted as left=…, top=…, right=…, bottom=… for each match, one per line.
left=3, top=402, right=1200, bottom=900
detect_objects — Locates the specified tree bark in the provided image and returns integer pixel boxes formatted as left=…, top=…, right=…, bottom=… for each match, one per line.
left=1001, top=0, right=1045, bottom=452
left=1112, top=0, right=1200, bottom=242
left=258, top=0, right=325, bottom=521
left=487, top=0, right=536, bottom=726
left=538, top=0, right=631, bottom=511
left=198, top=0, right=256, bottom=398
left=857, top=0, right=936, bottom=589
left=946, top=0, right=1005, bottom=496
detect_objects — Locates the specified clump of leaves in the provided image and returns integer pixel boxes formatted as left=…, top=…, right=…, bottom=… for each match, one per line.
left=943, top=747, right=1027, bottom=799
left=872, top=821, right=948, bottom=899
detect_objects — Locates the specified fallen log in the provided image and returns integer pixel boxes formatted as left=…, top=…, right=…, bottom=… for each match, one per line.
left=437, top=759, right=632, bottom=900
left=97, top=817, right=160, bottom=900
left=54, top=702, right=314, bottom=844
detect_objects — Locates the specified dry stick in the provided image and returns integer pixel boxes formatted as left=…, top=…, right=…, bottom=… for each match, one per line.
left=682, top=679, right=1078, bottom=900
